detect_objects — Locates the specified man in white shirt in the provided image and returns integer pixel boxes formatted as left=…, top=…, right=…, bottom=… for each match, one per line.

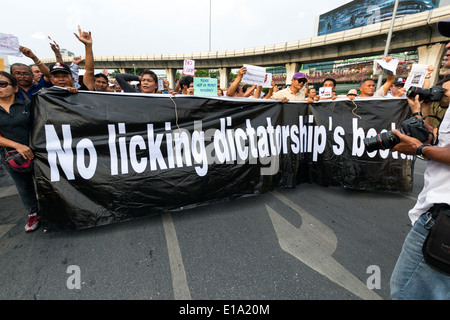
left=389, top=19, right=450, bottom=300
left=272, top=72, right=308, bottom=102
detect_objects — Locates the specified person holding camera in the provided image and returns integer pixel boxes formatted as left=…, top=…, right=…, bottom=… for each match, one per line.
left=389, top=19, right=450, bottom=300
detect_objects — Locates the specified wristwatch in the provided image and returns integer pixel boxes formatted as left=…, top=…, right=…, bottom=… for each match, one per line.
left=416, top=144, right=432, bottom=159
left=411, top=112, right=423, bottom=117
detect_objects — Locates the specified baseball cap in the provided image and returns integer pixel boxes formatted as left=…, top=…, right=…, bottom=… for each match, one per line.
left=347, top=89, right=358, bottom=95
left=49, top=62, right=71, bottom=75
left=292, top=72, right=307, bottom=80
left=393, top=77, right=406, bottom=86
left=438, top=19, right=450, bottom=37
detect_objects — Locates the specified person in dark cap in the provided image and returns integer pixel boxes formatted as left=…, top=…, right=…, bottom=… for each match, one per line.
left=48, top=62, right=78, bottom=93
left=272, top=72, right=308, bottom=102
left=390, top=19, right=450, bottom=300
left=386, top=77, right=406, bottom=98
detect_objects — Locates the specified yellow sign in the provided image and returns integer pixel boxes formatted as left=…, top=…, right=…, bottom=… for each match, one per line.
left=0, top=58, right=4, bottom=71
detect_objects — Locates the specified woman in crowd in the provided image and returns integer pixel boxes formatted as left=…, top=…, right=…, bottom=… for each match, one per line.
left=0, top=71, right=40, bottom=232
left=115, top=69, right=159, bottom=93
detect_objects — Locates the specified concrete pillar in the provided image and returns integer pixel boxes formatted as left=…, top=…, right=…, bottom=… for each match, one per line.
left=165, top=68, right=177, bottom=91
left=285, top=62, right=301, bottom=85
left=417, top=43, right=446, bottom=86
left=218, top=67, right=230, bottom=88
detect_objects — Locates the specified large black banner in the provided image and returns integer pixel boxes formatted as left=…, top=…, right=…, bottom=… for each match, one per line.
left=31, top=88, right=413, bottom=231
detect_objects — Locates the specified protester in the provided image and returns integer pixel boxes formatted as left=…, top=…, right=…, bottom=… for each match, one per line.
left=179, top=75, right=194, bottom=95
left=385, top=78, right=406, bottom=98
left=305, top=87, right=319, bottom=102
left=271, top=72, right=308, bottom=102
left=346, top=89, right=358, bottom=100
left=47, top=62, right=78, bottom=93
left=93, top=73, right=109, bottom=92
left=0, top=71, right=40, bottom=232
left=30, top=65, right=42, bottom=85
left=359, top=57, right=396, bottom=98
left=319, top=78, right=338, bottom=100
left=115, top=69, right=159, bottom=93
left=389, top=19, right=450, bottom=300
left=12, top=46, right=53, bottom=101
left=73, top=25, right=95, bottom=91
left=226, top=66, right=247, bottom=97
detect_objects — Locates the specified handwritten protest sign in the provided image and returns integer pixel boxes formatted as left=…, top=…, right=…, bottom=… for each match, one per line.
left=183, top=59, right=195, bottom=76
left=242, top=64, right=266, bottom=86
left=0, top=33, right=23, bottom=57
left=194, top=77, right=217, bottom=97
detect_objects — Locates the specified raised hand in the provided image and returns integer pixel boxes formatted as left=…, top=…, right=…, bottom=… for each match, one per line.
left=74, top=25, right=92, bottom=45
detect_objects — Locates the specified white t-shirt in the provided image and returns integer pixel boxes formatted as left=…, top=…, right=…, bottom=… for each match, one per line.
left=408, top=105, right=450, bottom=224
left=272, top=87, right=305, bottom=101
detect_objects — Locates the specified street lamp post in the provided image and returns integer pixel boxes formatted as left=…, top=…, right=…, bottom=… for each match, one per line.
left=377, top=0, right=400, bottom=90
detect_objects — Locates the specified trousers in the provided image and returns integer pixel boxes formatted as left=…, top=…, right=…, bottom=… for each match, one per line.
left=390, top=213, right=450, bottom=300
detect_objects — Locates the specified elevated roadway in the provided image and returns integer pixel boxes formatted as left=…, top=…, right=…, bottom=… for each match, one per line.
left=43, top=5, right=450, bottom=88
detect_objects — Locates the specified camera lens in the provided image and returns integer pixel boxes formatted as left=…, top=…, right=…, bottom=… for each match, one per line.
left=364, top=131, right=400, bottom=152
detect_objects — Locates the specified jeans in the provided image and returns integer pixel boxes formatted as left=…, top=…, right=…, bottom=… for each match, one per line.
left=0, top=149, right=39, bottom=216
left=390, top=213, right=450, bottom=300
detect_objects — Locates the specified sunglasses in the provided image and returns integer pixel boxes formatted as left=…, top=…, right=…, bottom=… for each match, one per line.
left=293, top=78, right=306, bottom=84
left=0, top=81, right=13, bottom=88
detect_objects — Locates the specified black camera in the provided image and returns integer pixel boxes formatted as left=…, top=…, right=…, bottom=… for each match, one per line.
left=406, top=85, right=445, bottom=102
left=364, top=117, right=432, bottom=152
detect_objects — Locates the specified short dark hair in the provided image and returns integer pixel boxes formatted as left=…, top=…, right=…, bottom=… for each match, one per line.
left=139, top=69, right=159, bottom=93
left=243, top=84, right=253, bottom=92
left=360, top=78, right=375, bottom=87
left=179, top=75, right=193, bottom=89
left=322, top=77, right=336, bottom=87
left=437, top=75, right=450, bottom=86
left=94, top=73, right=108, bottom=82
left=0, top=71, right=18, bottom=87
left=10, top=63, right=32, bottom=75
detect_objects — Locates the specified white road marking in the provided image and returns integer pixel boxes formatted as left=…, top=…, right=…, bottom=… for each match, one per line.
left=268, top=191, right=382, bottom=300
left=162, top=212, right=192, bottom=300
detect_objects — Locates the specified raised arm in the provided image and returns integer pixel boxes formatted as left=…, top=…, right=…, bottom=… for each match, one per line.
left=114, top=73, right=139, bottom=93
left=74, top=25, right=94, bottom=91
left=18, top=46, right=51, bottom=81
left=226, top=66, right=246, bottom=97
left=49, top=37, right=63, bottom=63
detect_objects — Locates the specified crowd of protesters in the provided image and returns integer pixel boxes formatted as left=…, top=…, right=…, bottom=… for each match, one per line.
left=4, top=25, right=439, bottom=104
left=0, top=25, right=445, bottom=233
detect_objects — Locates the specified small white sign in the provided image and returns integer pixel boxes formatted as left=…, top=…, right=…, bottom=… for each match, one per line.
left=374, top=58, right=399, bottom=75
left=158, top=80, right=164, bottom=91
left=242, top=64, right=267, bottom=86
left=0, top=33, right=23, bottom=57
left=404, top=64, right=428, bottom=90
left=319, top=87, right=332, bottom=98
left=183, top=59, right=195, bottom=76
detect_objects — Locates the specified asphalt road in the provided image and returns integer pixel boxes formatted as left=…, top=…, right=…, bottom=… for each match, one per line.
left=0, top=159, right=426, bottom=303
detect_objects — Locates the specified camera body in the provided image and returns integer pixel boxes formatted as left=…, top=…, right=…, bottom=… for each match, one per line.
left=406, top=85, right=445, bottom=102
left=364, top=117, right=432, bottom=152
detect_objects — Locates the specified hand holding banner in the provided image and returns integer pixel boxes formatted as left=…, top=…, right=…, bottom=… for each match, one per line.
left=0, top=33, right=23, bottom=57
